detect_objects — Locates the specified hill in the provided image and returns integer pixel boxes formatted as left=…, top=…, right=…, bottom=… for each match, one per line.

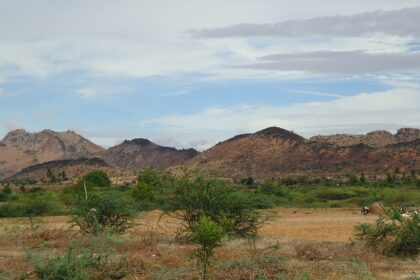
left=182, top=127, right=420, bottom=179
left=100, top=138, right=199, bottom=170
left=0, top=129, right=104, bottom=179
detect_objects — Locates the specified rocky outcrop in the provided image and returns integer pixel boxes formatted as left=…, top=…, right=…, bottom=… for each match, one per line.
left=309, top=128, right=420, bottom=147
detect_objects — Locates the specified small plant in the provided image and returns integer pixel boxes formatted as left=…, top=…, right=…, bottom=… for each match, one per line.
left=191, top=215, right=226, bottom=280
left=349, top=258, right=375, bottom=280
left=24, top=233, right=133, bottom=280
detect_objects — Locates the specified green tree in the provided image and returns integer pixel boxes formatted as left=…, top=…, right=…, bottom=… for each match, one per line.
left=192, top=216, right=226, bottom=280
left=166, top=176, right=262, bottom=239
left=81, top=170, right=111, bottom=188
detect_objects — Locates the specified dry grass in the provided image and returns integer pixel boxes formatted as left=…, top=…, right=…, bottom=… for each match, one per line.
left=0, top=208, right=419, bottom=279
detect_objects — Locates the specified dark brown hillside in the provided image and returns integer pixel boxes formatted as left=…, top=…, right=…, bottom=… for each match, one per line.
left=183, top=127, right=420, bottom=179
left=101, top=138, right=199, bottom=170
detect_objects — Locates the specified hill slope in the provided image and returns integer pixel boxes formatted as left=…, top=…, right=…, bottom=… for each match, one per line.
left=0, top=129, right=104, bottom=178
left=183, top=127, right=420, bottom=179
left=101, top=138, right=199, bottom=170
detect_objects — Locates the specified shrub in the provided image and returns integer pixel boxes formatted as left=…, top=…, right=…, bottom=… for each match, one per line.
left=71, top=192, right=135, bottom=234
left=80, top=170, right=111, bottom=188
left=132, top=169, right=176, bottom=210
left=166, top=176, right=262, bottom=239
left=355, top=209, right=420, bottom=256
left=192, top=215, right=226, bottom=280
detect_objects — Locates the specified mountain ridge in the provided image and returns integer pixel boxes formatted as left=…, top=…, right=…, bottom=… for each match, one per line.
left=1, top=127, right=419, bottom=180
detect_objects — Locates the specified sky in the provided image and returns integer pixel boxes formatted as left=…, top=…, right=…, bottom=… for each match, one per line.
left=0, top=0, right=419, bottom=150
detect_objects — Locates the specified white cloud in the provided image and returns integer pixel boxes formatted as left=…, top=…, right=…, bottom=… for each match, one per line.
left=144, top=88, right=420, bottom=150
left=189, top=6, right=420, bottom=38
left=0, top=88, right=5, bottom=98
left=77, top=88, right=97, bottom=99
left=0, top=1, right=419, bottom=80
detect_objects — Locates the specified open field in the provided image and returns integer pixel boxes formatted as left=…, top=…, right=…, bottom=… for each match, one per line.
left=0, top=208, right=418, bottom=279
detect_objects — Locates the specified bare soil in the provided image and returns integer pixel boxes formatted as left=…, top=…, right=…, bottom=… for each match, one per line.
left=0, top=208, right=418, bottom=279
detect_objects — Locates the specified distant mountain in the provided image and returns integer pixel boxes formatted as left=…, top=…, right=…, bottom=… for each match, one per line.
left=309, top=128, right=420, bottom=147
left=2, top=127, right=419, bottom=181
left=181, top=127, right=420, bottom=179
left=101, top=138, right=199, bottom=170
left=0, top=129, right=199, bottom=180
left=0, top=129, right=104, bottom=179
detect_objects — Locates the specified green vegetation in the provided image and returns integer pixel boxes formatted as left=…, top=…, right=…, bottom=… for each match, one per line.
left=79, top=170, right=111, bottom=188
left=24, top=233, right=135, bottom=280
left=191, top=216, right=227, bottom=280
left=71, top=192, right=136, bottom=234
left=1, top=169, right=419, bottom=219
left=0, top=169, right=418, bottom=279
left=355, top=209, right=420, bottom=256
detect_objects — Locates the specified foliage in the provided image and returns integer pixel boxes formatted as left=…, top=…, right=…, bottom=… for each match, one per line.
left=191, top=215, right=226, bottom=280
left=165, top=176, right=263, bottom=239
left=71, top=192, right=135, bottom=234
left=80, top=170, right=111, bottom=188
left=355, top=208, right=420, bottom=256
left=132, top=169, right=176, bottom=210
left=24, top=234, right=132, bottom=280
left=0, top=191, right=64, bottom=218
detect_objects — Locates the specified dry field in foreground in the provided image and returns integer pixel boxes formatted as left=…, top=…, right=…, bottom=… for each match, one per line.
left=0, top=208, right=419, bottom=279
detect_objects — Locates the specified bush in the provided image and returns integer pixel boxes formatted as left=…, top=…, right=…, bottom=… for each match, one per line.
left=192, top=216, right=227, bottom=280
left=165, top=176, right=262, bottom=239
left=355, top=209, right=420, bottom=256
left=71, top=192, right=135, bottom=234
left=80, top=170, right=111, bottom=188
left=132, top=169, right=176, bottom=210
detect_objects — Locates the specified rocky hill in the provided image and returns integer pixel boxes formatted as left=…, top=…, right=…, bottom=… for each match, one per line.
left=101, top=138, right=199, bottom=170
left=309, top=128, right=420, bottom=147
left=0, top=129, right=199, bottom=180
left=182, top=127, right=420, bottom=179
left=0, top=129, right=104, bottom=179
left=1, top=127, right=419, bottom=181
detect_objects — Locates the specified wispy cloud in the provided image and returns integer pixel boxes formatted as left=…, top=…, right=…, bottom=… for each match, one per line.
left=0, top=88, right=5, bottom=98
left=162, top=88, right=195, bottom=97
left=189, top=6, right=420, bottom=39
left=241, top=51, right=420, bottom=75
left=77, top=88, right=97, bottom=99
left=285, top=89, right=344, bottom=98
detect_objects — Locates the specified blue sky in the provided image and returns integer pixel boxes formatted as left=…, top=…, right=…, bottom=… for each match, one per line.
left=0, top=0, right=419, bottom=150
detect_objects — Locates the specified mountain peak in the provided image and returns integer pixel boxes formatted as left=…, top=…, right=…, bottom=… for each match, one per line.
left=254, top=127, right=305, bottom=142
left=122, top=138, right=153, bottom=146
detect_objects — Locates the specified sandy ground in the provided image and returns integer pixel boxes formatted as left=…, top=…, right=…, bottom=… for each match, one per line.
left=0, top=207, right=378, bottom=243
left=260, top=208, right=379, bottom=242
left=1, top=208, right=418, bottom=280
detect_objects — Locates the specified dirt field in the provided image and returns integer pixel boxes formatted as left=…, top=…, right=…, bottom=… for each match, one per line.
left=0, top=208, right=418, bottom=279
